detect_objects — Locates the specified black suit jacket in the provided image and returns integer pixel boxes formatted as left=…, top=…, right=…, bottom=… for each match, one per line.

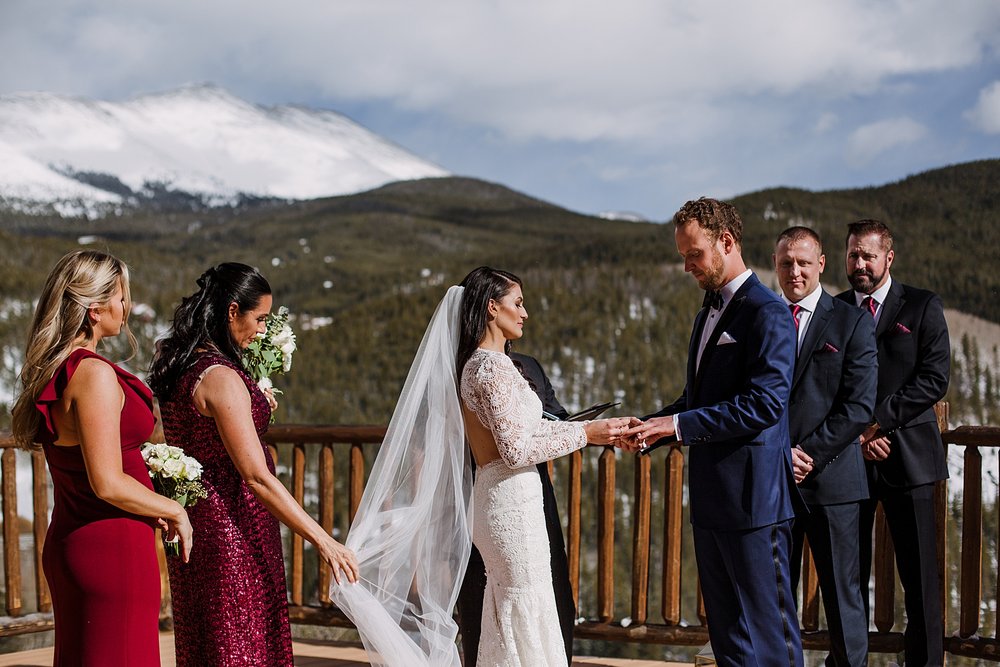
left=835, top=280, right=950, bottom=488
left=789, top=289, right=877, bottom=505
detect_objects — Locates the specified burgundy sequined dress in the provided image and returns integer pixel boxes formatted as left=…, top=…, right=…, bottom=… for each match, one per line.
left=160, top=351, right=292, bottom=667
left=36, top=348, right=161, bottom=667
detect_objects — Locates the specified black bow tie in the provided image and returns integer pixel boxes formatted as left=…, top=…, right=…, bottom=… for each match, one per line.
left=703, top=290, right=723, bottom=311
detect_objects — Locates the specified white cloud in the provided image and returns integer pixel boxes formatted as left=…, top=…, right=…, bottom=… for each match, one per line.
left=2, top=0, right=999, bottom=145
left=815, top=113, right=838, bottom=134
left=845, top=117, right=928, bottom=166
left=964, top=81, right=1000, bottom=134
left=1, top=0, right=999, bottom=216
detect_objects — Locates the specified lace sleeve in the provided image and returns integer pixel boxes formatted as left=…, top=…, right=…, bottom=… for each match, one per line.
left=462, top=352, right=587, bottom=469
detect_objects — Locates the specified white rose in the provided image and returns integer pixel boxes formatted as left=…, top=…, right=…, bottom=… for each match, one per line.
left=161, top=457, right=184, bottom=478
left=151, top=443, right=170, bottom=459
left=258, top=376, right=273, bottom=392
left=272, top=327, right=294, bottom=349
left=182, top=457, right=203, bottom=481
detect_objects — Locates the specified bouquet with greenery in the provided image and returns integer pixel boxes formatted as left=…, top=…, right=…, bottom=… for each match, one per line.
left=242, top=305, right=296, bottom=422
left=141, top=443, right=207, bottom=556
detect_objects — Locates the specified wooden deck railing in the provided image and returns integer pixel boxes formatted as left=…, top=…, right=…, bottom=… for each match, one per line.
left=2, top=405, right=1000, bottom=660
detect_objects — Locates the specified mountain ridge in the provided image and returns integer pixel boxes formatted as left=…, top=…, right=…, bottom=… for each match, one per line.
left=0, top=84, right=448, bottom=216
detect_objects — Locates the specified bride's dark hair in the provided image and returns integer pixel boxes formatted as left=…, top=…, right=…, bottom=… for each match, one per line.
left=148, top=262, right=271, bottom=399
left=456, top=266, right=522, bottom=382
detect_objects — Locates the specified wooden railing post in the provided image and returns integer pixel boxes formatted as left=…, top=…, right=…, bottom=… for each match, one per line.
left=959, top=444, right=983, bottom=638
left=661, top=444, right=684, bottom=626
left=873, top=503, right=895, bottom=633
left=318, top=443, right=334, bottom=605
left=31, top=450, right=50, bottom=612
left=597, top=447, right=616, bottom=623
left=349, top=443, right=364, bottom=525
left=567, top=450, right=583, bottom=609
left=290, top=443, right=306, bottom=605
left=801, top=538, right=820, bottom=632
left=631, top=453, right=651, bottom=624
left=2, top=449, right=22, bottom=616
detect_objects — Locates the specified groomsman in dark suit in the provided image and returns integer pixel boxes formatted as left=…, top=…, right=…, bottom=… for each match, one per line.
left=835, top=219, right=950, bottom=667
left=627, top=198, right=803, bottom=667
left=457, top=351, right=576, bottom=666
left=773, top=227, right=877, bottom=667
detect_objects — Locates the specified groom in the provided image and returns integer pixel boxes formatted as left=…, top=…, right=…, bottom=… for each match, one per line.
left=626, top=198, right=803, bottom=666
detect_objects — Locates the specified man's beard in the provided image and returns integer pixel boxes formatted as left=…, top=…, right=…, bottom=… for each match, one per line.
left=700, top=250, right=727, bottom=291
left=848, top=266, right=885, bottom=293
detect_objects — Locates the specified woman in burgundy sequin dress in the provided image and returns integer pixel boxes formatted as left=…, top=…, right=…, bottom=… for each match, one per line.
left=10, top=250, right=193, bottom=666
left=148, top=263, right=358, bottom=667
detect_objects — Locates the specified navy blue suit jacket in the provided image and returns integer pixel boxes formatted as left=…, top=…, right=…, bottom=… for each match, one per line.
left=789, top=289, right=877, bottom=505
left=651, top=273, right=799, bottom=531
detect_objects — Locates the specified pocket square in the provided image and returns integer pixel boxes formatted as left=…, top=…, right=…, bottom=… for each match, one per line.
left=891, top=322, right=912, bottom=335
left=819, top=342, right=839, bottom=353
left=717, top=332, right=737, bottom=345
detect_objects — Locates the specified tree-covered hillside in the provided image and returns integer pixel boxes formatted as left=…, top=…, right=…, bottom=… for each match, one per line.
left=732, top=159, right=1000, bottom=322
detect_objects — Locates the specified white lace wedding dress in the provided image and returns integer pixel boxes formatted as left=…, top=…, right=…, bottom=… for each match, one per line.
left=461, top=348, right=589, bottom=667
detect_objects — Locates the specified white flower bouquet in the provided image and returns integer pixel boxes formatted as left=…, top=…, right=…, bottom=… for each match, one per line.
left=141, top=443, right=208, bottom=556
left=242, top=305, right=296, bottom=422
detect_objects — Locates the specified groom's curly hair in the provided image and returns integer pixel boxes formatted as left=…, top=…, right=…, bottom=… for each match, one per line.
left=672, top=197, right=743, bottom=248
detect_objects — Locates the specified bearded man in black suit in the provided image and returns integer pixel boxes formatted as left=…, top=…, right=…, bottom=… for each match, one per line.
left=456, top=351, right=576, bottom=666
left=835, top=219, right=950, bottom=667
left=774, top=226, right=877, bottom=667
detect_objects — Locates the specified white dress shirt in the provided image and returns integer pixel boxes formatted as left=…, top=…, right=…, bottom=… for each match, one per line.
left=695, top=269, right=753, bottom=372
left=676, top=269, right=753, bottom=443
left=782, top=283, right=823, bottom=356
left=853, top=275, right=892, bottom=328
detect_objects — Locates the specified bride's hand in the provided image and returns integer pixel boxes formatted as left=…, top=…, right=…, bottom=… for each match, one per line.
left=318, top=535, right=360, bottom=585
left=615, top=417, right=646, bottom=453
left=584, top=417, right=638, bottom=445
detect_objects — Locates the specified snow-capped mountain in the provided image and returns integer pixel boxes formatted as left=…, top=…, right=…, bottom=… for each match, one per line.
left=0, top=84, right=449, bottom=215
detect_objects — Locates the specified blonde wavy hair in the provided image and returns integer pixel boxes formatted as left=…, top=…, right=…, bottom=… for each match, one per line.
left=10, top=250, right=136, bottom=450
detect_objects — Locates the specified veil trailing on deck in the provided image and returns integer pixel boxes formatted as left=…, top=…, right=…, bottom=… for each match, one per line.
left=329, top=285, right=471, bottom=667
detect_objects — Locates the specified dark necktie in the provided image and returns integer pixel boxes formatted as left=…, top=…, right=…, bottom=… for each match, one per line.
left=862, top=296, right=878, bottom=317
left=789, top=303, right=802, bottom=330
left=703, top=290, right=723, bottom=311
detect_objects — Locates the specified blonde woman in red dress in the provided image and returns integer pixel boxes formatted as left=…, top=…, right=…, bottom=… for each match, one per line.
left=11, top=250, right=193, bottom=666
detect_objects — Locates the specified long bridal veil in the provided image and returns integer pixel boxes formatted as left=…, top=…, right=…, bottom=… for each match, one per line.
left=329, top=285, right=471, bottom=667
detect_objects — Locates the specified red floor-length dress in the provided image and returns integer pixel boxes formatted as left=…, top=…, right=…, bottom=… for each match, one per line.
left=161, top=351, right=293, bottom=667
left=37, top=348, right=161, bottom=667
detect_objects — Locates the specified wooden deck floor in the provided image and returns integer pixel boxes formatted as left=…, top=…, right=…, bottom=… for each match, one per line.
left=0, top=632, right=689, bottom=666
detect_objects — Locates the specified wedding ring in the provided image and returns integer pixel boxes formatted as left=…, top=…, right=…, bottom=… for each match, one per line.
left=640, top=440, right=647, bottom=448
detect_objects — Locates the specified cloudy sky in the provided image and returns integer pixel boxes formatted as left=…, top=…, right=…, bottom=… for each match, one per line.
left=2, top=0, right=999, bottom=219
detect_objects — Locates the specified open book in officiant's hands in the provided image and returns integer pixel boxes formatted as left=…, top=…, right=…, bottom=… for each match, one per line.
left=543, top=401, right=620, bottom=422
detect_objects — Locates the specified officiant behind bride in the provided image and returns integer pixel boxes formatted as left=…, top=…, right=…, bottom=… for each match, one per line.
left=330, top=266, right=637, bottom=666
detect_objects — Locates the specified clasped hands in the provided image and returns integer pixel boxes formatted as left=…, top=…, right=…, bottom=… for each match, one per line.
left=585, top=415, right=678, bottom=453
left=790, top=422, right=890, bottom=486
left=860, top=423, right=890, bottom=461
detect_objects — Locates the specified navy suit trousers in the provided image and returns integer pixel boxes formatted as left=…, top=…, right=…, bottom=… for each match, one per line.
left=694, top=520, right=803, bottom=667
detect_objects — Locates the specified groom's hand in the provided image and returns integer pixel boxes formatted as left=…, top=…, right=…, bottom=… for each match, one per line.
left=623, top=416, right=675, bottom=450
left=614, top=417, right=645, bottom=452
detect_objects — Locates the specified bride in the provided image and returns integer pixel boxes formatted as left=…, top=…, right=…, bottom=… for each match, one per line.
left=331, top=267, right=636, bottom=666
